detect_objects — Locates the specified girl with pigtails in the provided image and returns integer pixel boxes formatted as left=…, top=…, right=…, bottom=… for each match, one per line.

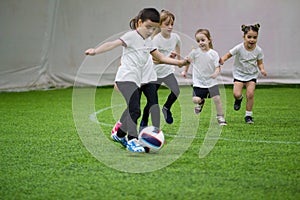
left=220, top=24, right=267, bottom=124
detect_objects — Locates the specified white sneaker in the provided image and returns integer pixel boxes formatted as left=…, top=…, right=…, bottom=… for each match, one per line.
left=126, top=139, right=145, bottom=153
left=217, top=116, right=227, bottom=126
left=194, top=99, right=205, bottom=114
left=194, top=105, right=202, bottom=114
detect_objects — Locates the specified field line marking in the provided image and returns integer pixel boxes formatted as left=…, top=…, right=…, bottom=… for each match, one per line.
left=91, top=107, right=300, bottom=145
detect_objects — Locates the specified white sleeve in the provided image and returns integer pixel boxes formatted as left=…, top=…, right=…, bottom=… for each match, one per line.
left=229, top=43, right=242, bottom=56
left=119, top=31, right=133, bottom=47
left=212, top=50, right=220, bottom=68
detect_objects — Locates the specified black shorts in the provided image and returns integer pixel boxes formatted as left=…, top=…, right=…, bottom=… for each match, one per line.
left=234, top=78, right=257, bottom=83
left=193, top=85, right=220, bottom=99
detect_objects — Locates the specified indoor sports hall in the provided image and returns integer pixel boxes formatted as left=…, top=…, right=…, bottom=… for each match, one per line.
left=1, top=1, right=299, bottom=199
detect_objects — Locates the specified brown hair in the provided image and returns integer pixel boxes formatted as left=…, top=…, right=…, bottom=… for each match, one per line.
left=160, top=10, right=175, bottom=25
left=195, top=29, right=213, bottom=49
left=152, top=9, right=175, bottom=37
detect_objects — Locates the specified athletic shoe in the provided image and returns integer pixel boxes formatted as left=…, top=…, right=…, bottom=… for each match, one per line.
left=126, top=139, right=145, bottom=153
left=194, top=99, right=205, bottom=114
left=111, top=121, right=122, bottom=135
left=162, top=106, right=173, bottom=124
left=139, top=120, right=148, bottom=133
left=194, top=105, right=201, bottom=114
left=245, top=116, right=254, bottom=124
left=111, top=133, right=128, bottom=147
left=217, top=116, right=227, bottom=126
left=234, top=97, right=243, bottom=111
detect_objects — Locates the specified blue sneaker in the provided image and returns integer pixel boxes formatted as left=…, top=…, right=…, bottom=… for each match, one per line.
left=111, top=134, right=127, bottom=147
left=126, top=139, right=145, bottom=153
left=162, top=106, right=173, bottom=124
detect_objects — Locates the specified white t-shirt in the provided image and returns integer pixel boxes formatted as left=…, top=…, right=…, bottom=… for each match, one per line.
left=152, top=32, right=181, bottom=78
left=229, top=43, right=264, bottom=81
left=188, top=48, right=220, bottom=88
left=141, top=56, right=157, bottom=84
left=115, top=30, right=156, bottom=87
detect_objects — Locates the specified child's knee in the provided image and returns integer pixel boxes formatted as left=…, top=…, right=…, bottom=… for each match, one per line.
left=213, top=95, right=221, bottom=103
left=233, top=92, right=242, bottom=99
left=192, top=96, right=202, bottom=104
left=246, top=91, right=254, bottom=99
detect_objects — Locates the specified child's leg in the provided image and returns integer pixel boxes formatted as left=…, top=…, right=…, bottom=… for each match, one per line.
left=192, top=96, right=202, bottom=104
left=116, top=82, right=141, bottom=140
left=209, top=85, right=223, bottom=116
left=245, top=81, right=256, bottom=113
left=162, top=74, right=180, bottom=110
left=140, top=83, right=160, bottom=128
left=233, top=81, right=244, bottom=99
left=212, top=95, right=224, bottom=116
left=140, top=85, right=150, bottom=125
left=192, top=87, right=206, bottom=114
left=209, top=85, right=226, bottom=125
left=233, top=81, right=244, bottom=111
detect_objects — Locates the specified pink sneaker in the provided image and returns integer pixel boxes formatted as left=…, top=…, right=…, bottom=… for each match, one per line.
left=111, top=121, right=122, bottom=135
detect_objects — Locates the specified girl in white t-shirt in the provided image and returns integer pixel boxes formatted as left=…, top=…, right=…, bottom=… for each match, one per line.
left=220, top=24, right=267, bottom=124
left=85, top=8, right=189, bottom=153
left=140, top=10, right=182, bottom=128
left=182, top=29, right=227, bottom=125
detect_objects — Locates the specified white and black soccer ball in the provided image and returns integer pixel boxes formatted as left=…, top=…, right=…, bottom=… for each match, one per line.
left=138, top=126, right=165, bottom=153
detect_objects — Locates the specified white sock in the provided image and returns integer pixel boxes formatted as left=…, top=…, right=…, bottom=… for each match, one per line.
left=237, top=95, right=243, bottom=100
left=245, top=111, right=252, bottom=116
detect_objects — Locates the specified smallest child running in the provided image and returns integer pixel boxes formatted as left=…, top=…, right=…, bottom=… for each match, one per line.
left=182, top=29, right=227, bottom=125
left=220, top=23, right=267, bottom=124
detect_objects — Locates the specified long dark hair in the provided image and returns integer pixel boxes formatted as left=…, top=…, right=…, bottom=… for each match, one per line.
left=129, top=8, right=160, bottom=30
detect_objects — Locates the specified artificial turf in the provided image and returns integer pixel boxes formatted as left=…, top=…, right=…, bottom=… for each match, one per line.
left=0, top=85, right=299, bottom=199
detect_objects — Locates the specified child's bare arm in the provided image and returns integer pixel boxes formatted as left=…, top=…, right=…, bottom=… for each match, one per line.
left=151, top=49, right=190, bottom=67
left=257, top=59, right=267, bottom=76
left=220, top=52, right=232, bottom=65
left=210, top=66, right=221, bottom=79
left=85, top=39, right=123, bottom=55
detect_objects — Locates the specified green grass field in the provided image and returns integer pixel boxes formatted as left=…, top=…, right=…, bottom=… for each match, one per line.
left=1, top=85, right=299, bottom=199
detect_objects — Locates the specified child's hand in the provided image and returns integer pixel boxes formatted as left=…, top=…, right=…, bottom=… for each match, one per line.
left=260, top=69, right=267, bottom=76
left=181, top=71, right=187, bottom=78
left=178, top=57, right=190, bottom=67
left=209, top=72, right=219, bottom=79
left=85, top=48, right=96, bottom=56
left=169, top=51, right=177, bottom=59
left=219, top=58, right=224, bottom=65
left=210, top=67, right=221, bottom=79
left=114, top=83, right=120, bottom=92
left=180, top=57, right=191, bottom=67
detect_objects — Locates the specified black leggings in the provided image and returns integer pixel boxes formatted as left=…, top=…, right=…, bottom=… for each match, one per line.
left=140, top=83, right=160, bottom=128
left=116, top=82, right=141, bottom=140
left=141, top=73, right=179, bottom=125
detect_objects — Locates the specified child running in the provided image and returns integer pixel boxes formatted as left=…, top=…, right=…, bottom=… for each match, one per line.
left=140, top=9, right=182, bottom=129
left=220, top=24, right=267, bottom=124
left=85, top=8, right=189, bottom=153
left=182, top=29, right=227, bottom=125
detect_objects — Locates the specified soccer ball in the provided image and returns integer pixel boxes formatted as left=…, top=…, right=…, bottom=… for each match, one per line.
left=138, top=126, right=165, bottom=153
